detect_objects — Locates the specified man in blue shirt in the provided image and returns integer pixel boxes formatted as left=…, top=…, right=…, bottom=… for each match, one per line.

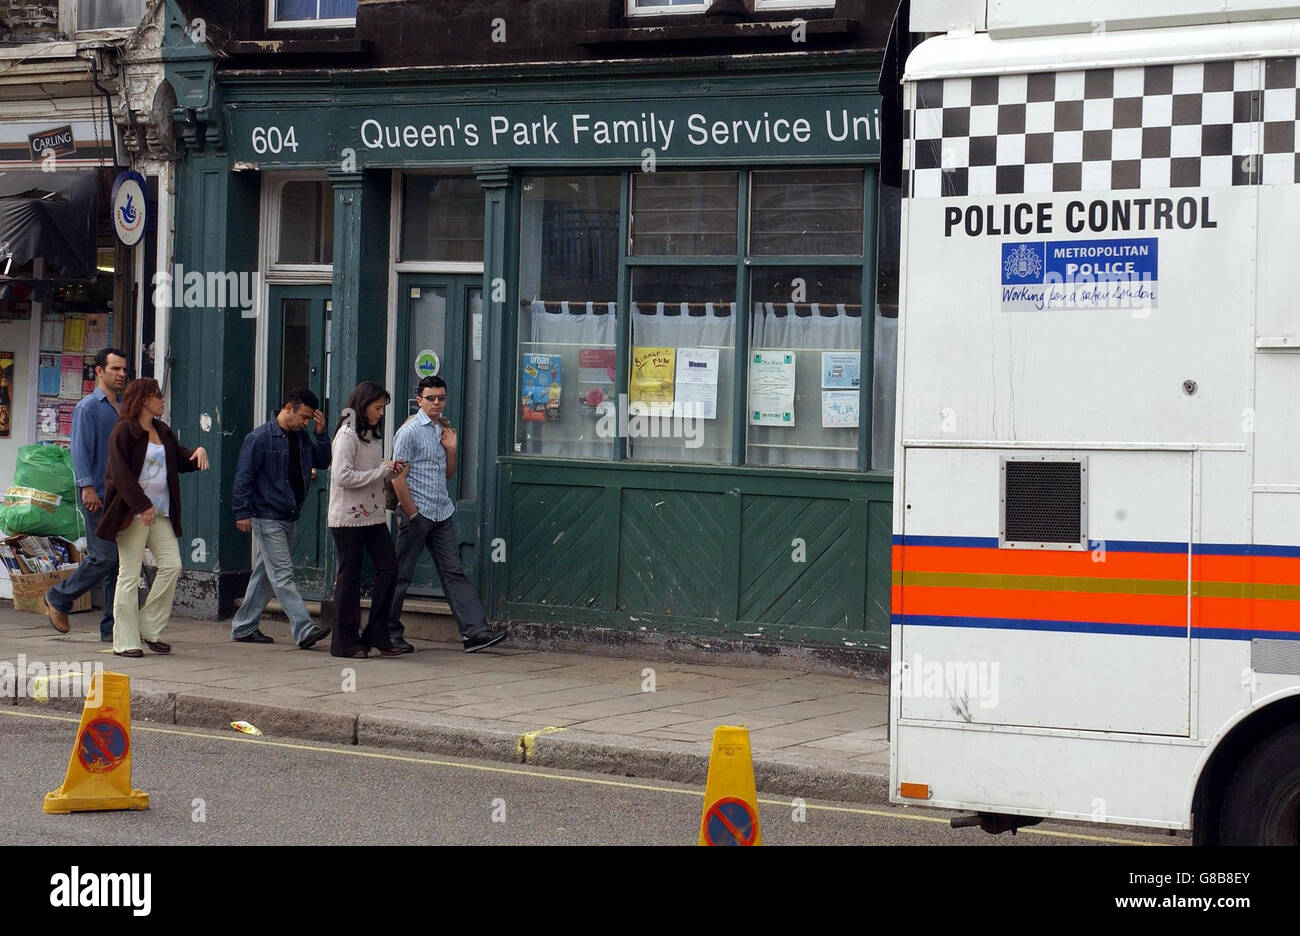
left=389, top=376, right=504, bottom=653
left=230, top=388, right=332, bottom=648
left=45, top=346, right=127, bottom=640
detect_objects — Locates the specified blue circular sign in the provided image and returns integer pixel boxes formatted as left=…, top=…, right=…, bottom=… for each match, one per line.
left=111, top=170, right=148, bottom=247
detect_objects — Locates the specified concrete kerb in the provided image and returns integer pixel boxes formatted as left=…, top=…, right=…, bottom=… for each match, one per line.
left=13, top=681, right=891, bottom=806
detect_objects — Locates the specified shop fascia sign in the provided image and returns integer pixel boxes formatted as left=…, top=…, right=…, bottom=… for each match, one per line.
left=228, top=92, right=881, bottom=166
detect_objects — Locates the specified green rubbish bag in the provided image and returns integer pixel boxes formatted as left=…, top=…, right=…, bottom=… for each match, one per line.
left=0, top=444, right=85, bottom=540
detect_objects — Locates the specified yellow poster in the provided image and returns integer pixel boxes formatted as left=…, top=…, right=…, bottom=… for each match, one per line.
left=629, top=347, right=675, bottom=408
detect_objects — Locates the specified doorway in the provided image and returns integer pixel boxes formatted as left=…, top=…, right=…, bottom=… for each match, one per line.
left=265, top=283, right=333, bottom=596
left=394, top=274, right=485, bottom=598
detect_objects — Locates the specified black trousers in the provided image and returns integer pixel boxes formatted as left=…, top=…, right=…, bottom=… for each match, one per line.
left=390, top=512, right=488, bottom=641
left=330, top=524, right=397, bottom=656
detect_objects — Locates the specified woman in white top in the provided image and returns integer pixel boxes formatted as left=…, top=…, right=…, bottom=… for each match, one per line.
left=328, top=381, right=408, bottom=658
left=97, top=378, right=209, bottom=657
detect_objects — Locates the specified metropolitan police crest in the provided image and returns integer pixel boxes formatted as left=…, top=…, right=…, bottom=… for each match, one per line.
left=1004, top=243, right=1042, bottom=280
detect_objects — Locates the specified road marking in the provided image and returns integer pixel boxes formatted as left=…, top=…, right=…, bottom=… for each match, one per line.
left=3, top=708, right=1165, bottom=845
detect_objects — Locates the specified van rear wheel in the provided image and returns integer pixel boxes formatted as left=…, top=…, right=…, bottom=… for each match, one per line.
left=1218, top=724, right=1300, bottom=845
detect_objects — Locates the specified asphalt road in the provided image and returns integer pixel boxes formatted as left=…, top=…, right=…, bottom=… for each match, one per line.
left=1, top=708, right=1179, bottom=847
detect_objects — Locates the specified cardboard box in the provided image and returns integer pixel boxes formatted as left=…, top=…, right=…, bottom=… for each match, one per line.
left=2, top=536, right=91, bottom=615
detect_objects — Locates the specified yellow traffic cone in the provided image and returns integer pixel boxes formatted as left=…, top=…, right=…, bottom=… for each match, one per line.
left=698, top=725, right=762, bottom=846
left=43, top=671, right=149, bottom=814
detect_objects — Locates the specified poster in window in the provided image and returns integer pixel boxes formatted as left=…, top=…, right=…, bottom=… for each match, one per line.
left=38, top=354, right=60, bottom=396
left=0, top=352, right=13, bottom=438
left=578, top=348, right=616, bottom=384
left=60, top=355, right=83, bottom=399
left=821, top=351, right=860, bottom=389
left=578, top=348, right=616, bottom=415
left=62, top=315, right=85, bottom=353
left=37, top=402, right=60, bottom=439
left=673, top=348, right=719, bottom=420
left=40, top=315, right=63, bottom=351
left=84, top=313, right=109, bottom=350
left=521, top=353, right=562, bottom=422
left=629, top=347, right=675, bottom=412
left=821, top=390, right=859, bottom=428
left=749, top=351, right=796, bottom=426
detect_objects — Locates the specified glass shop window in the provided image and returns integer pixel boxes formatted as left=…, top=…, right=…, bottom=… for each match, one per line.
left=516, top=175, right=622, bottom=459
left=277, top=181, right=334, bottom=265
left=631, top=171, right=738, bottom=257
left=746, top=267, right=861, bottom=469
left=628, top=267, right=736, bottom=465
left=400, top=175, right=485, bottom=263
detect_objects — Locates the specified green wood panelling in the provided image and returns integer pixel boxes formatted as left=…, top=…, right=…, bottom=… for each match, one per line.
left=867, top=500, right=893, bottom=636
left=507, top=484, right=606, bottom=607
left=739, top=495, right=860, bottom=631
left=496, top=458, right=892, bottom=648
left=618, top=490, right=728, bottom=619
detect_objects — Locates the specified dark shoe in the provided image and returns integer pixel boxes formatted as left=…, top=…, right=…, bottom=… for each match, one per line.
left=332, top=648, right=369, bottom=659
left=114, top=649, right=143, bottom=658
left=45, top=596, right=69, bottom=634
left=389, top=637, right=415, bottom=654
left=297, top=623, right=331, bottom=649
left=463, top=629, right=506, bottom=653
left=144, top=640, right=171, bottom=655
left=234, top=630, right=274, bottom=644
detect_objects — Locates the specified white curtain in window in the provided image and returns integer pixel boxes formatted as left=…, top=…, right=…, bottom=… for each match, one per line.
left=629, top=304, right=735, bottom=464
left=749, top=304, right=861, bottom=469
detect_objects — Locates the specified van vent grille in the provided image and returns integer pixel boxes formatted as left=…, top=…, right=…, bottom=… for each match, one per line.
left=1003, top=461, right=1083, bottom=546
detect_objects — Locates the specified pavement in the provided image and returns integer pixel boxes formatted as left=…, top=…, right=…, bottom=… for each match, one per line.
left=0, top=605, right=890, bottom=804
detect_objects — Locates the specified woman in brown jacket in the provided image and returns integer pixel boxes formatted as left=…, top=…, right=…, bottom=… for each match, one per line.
left=98, top=378, right=209, bottom=657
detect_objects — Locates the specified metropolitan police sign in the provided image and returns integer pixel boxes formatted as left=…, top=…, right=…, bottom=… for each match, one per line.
left=110, top=171, right=148, bottom=247
left=1001, top=237, right=1159, bottom=313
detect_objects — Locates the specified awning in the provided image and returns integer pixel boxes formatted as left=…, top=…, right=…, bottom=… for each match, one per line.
left=0, top=169, right=98, bottom=280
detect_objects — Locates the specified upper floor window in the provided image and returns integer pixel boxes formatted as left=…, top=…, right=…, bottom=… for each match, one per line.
left=270, top=0, right=358, bottom=29
left=627, top=0, right=710, bottom=14
left=77, top=0, right=147, bottom=31
left=626, top=0, right=835, bottom=13
left=753, top=0, right=835, bottom=9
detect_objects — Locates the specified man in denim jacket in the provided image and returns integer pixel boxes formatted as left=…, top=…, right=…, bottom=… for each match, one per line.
left=230, top=388, right=332, bottom=648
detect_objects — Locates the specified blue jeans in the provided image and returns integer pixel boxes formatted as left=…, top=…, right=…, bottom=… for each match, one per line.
left=231, top=518, right=316, bottom=644
left=46, top=500, right=116, bottom=638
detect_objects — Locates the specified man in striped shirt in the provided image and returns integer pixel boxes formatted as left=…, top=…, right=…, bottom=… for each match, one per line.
left=388, top=375, right=505, bottom=653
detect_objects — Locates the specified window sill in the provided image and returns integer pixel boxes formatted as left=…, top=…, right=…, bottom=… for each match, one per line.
left=223, top=38, right=371, bottom=61
left=579, top=17, right=859, bottom=50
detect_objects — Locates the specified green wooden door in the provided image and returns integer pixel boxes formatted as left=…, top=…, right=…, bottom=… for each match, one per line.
left=265, top=284, right=333, bottom=596
left=395, top=275, right=485, bottom=597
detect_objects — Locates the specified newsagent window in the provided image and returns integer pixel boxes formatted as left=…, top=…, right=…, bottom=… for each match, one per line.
left=277, top=181, right=334, bottom=265
left=400, top=175, right=485, bottom=263
left=516, top=175, right=622, bottom=459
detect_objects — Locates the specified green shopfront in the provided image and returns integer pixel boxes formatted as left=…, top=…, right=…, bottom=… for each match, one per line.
left=166, top=57, right=894, bottom=654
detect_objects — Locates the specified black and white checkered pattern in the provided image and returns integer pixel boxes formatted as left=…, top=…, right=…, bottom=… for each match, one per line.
left=907, top=58, right=1300, bottom=197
